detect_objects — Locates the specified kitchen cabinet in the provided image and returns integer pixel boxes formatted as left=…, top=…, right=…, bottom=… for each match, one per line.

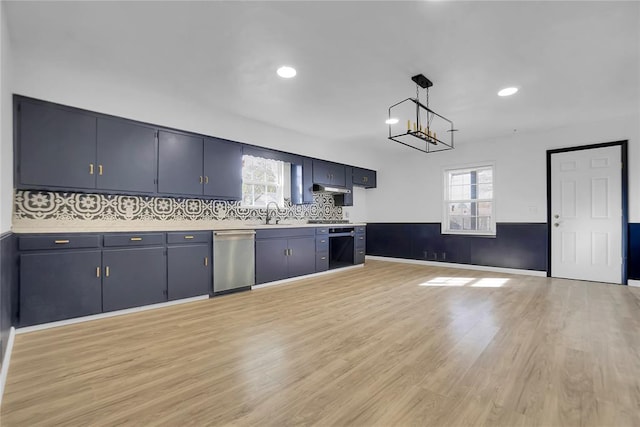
left=354, top=226, right=366, bottom=265
left=158, top=130, right=204, bottom=196
left=352, top=167, right=377, bottom=188
left=315, top=228, right=329, bottom=272
left=18, top=99, right=97, bottom=190
left=334, top=166, right=354, bottom=207
left=102, top=247, right=167, bottom=312
left=291, top=158, right=315, bottom=205
left=17, top=98, right=158, bottom=194
left=167, top=231, right=212, bottom=300
left=313, top=160, right=346, bottom=187
left=158, top=132, right=243, bottom=199
left=19, top=250, right=103, bottom=326
left=255, top=228, right=316, bottom=284
left=203, top=137, right=242, bottom=199
left=96, top=118, right=157, bottom=193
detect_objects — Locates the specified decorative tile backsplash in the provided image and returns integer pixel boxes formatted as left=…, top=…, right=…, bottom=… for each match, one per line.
left=13, top=190, right=342, bottom=230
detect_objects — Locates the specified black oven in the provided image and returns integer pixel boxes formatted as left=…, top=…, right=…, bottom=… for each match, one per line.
left=328, top=227, right=354, bottom=269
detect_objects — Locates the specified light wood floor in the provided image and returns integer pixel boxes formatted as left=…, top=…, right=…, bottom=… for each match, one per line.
left=2, top=260, right=640, bottom=426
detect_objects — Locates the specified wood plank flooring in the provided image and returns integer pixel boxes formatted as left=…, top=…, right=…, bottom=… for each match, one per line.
left=2, top=260, right=639, bottom=426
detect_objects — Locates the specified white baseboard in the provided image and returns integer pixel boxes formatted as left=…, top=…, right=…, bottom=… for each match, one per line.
left=366, top=255, right=547, bottom=277
left=16, top=295, right=209, bottom=335
left=628, top=279, right=640, bottom=287
left=252, top=264, right=365, bottom=289
left=0, top=326, right=16, bottom=407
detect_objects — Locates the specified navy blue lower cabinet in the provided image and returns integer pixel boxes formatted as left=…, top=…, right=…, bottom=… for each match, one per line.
left=255, top=238, right=289, bottom=284
left=102, top=247, right=167, bottom=312
left=354, top=229, right=366, bottom=265
left=167, top=245, right=211, bottom=300
left=19, top=250, right=102, bottom=326
left=287, top=237, right=316, bottom=278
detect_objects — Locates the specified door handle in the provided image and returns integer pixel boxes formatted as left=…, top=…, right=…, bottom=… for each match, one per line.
left=105, top=266, right=110, bottom=277
left=554, top=214, right=560, bottom=219
left=554, top=223, right=560, bottom=227
left=54, top=239, right=70, bottom=244
left=98, top=165, right=103, bottom=175
left=89, top=164, right=94, bottom=175
left=204, top=257, right=208, bottom=266
left=205, top=176, right=209, bottom=184
left=199, top=176, right=203, bottom=184
left=96, top=267, right=101, bottom=278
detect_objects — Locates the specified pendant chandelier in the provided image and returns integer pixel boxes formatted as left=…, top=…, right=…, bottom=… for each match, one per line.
left=387, top=74, right=456, bottom=153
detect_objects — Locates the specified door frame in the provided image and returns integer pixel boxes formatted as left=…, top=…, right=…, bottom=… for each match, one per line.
left=546, top=140, right=628, bottom=284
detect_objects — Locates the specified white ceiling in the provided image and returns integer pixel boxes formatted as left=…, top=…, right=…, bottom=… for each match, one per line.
left=5, top=1, right=640, bottom=149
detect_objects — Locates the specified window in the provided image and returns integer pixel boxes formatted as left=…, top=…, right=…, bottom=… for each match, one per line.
left=242, top=155, right=290, bottom=207
left=443, top=164, right=495, bottom=235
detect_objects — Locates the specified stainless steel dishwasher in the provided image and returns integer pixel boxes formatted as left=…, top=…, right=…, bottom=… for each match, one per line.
left=213, top=230, right=255, bottom=294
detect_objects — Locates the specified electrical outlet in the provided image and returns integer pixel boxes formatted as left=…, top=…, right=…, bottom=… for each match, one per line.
left=442, top=252, right=446, bottom=260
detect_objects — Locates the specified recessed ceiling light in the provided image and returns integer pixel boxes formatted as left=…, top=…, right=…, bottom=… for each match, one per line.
left=277, top=66, right=296, bottom=78
left=498, top=87, right=518, bottom=97
left=385, top=118, right=399, bottom=125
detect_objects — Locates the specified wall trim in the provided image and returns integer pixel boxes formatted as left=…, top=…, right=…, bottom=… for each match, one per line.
left=0, top=326, right=15, bottom=407
left=628, top=279, right=640, bottom=288
left=366, top=255, right=547, bottom=277
left=252, top=264, right=365, bottom=290
left=16, top=295, right=209, bottom=334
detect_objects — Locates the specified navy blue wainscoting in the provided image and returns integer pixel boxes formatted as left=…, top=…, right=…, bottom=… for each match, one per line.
left=629, top=223, right=640, bottom=280
left=0, top=232, right=18, bottom=363
left=366, top=223, right=548, bottom=272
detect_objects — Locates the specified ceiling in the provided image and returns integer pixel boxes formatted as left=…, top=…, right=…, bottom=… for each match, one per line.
left=5, top=1, right=640, bottom=149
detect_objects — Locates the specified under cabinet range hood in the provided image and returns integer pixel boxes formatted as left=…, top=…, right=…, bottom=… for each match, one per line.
left=312, top=184, right=351, bottom=194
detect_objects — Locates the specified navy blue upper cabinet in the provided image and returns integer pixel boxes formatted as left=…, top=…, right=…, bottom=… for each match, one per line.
left=203, top=138, right=242, bottom=200
left=96, top=118, right=157, bottom=193
left=158, top=130, right=204, bottom=196
left=313, top=160, right=346, bottom=187
left=18, top=99, right=97, bottom=190
left=352, top=167, right=377, bottom=188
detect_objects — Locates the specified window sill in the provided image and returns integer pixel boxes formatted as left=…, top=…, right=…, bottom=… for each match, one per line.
left=441, top=230, right=496, bottom=238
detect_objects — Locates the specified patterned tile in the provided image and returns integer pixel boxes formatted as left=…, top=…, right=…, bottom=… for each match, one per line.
left=14, top=190, right=342, bottom=224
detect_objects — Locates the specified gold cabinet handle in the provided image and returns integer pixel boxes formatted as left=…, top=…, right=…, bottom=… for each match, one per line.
left=199, top=176, right=203, bottom=184
left=130, top=237, right=142, bottom=241
left=54, top=239, right=70, bottom=244
left=89, top=164, right=94, bottom=175
left=105, top=266, right=110, bottom=277
left=98, top=165, right=103, bottom=175
left=204, top=257, right=208, bottom=266
left=184, top=235, right=194, bottom=239
left=205, top=176, right=209, bottom=184
left=321, top=239, right=326, bottom=243
left=321, top=256, right=326, bottom=260
left=96, top=267, right=101, bottom=278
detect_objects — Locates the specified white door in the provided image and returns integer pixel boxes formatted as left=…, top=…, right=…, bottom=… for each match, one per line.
left=550, top=146, right=622, bottom=283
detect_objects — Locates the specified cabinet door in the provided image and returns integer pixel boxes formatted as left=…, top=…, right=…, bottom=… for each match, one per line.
left=102, top=247, right=167, bottom=312
left=353, top=167, right=377, bottom=188
left=158, top=131, right=203, bottom=196
left=302, top=158, right=314, bottom=203
left=255, top=239, right=288, bottom=284
left=96, top=118, right=157, bottom=193
left=19, top=251, right=102, bottom=326
left=203, top=137, right=242, bottom=199
left=287, top=237, right=316, bottom=278
left=18, top=100, right=97, bottom=189
left=313, top=160, right=346, bottom=187
left=167, top=245, right=211, bottom=300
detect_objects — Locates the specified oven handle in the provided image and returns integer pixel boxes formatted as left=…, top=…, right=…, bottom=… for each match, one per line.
left=328, top=232, right=355, bottom=237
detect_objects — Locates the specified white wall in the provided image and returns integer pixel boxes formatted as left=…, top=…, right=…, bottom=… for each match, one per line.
left=366, top=113, right=640, bottom=224
left=0, top=2, right=13, bottom=233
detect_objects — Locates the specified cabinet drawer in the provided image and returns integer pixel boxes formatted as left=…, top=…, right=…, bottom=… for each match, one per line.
left=355, top=249, right=366, bottom=265
left=355, top=234, right=366, bottom=249
left=167, top=231, right=211, bottom=244
left=255, top=227, right=315, bottom=239
left=19, top=234, right=101, bottom=251
left=316, top=252, right=329, bottom=272
left=355, top=226, right=366, bottom=234
left=103, top=233, right=165, bottom=247
left=316, top=227, right=329, bottom=235
left=316, top=236, right=329, bottom=252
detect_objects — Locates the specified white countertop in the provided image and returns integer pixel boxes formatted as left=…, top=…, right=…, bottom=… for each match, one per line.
left=11, top=220, right=366, bottom=234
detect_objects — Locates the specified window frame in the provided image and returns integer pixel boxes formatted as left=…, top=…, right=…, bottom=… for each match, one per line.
left=241, top=155, right=290, bottom=208
left=441, top=162, right=496, bottom=236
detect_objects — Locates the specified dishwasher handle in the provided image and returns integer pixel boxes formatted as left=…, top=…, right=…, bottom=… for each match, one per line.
left=214, top=230, right=256, bottom=237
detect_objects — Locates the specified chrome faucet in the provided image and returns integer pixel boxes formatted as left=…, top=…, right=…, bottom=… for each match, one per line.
left=265, top=201, right=279, bottom=225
